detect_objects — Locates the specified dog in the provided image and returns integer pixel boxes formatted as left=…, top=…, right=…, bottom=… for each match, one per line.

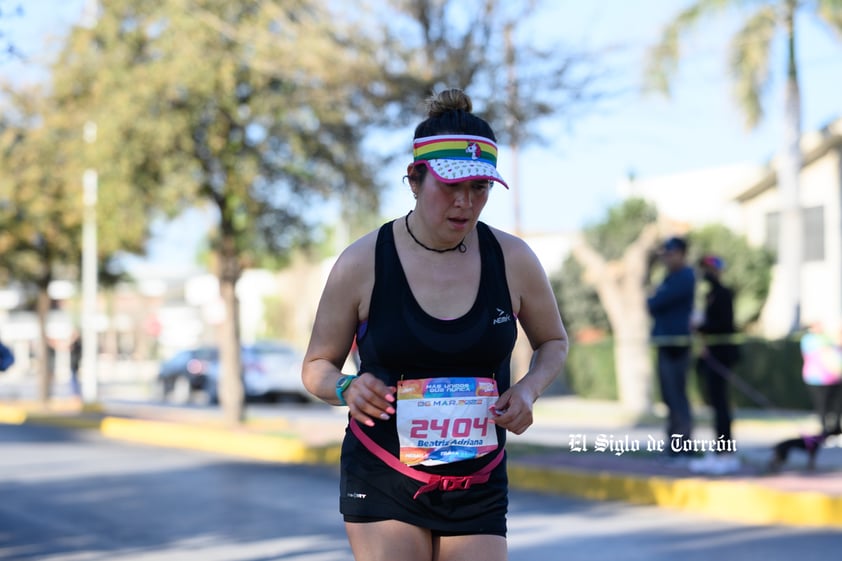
left=767, top=433, right=827, bottom=473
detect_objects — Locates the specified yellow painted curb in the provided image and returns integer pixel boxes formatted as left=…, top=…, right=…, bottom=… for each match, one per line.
left=100, top=416, right=312, bottom=463
left=26, top=414, right=104, bottom=429
left=0, top=404, right=27, bottom=425
left=507, top=464, right=842, bottom=529
left=0, top=401, right=104, bottom=426
left=0, top=404, right=103, bottom=429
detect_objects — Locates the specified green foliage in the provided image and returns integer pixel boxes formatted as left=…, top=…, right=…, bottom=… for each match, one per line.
left=729, top=5, right=776, bottom=128
left=551, top=198, right=657, bottom=335
left=552, top=256, right=610, bottom=337
left=0, top=85, right=83, bottom=287
left=725, top=337, right=810, bottom=410
left=688, top=224, right=774, bottom=328
left=563, top=338, right=617, bottom=400
left=50, top=0, right=387, bottom=276
left=569, top=337, right=811, bottom=411
left=34, top=0, right=602, bottom=279
left=259, top=294, right=288, bottom=342
left=583, top=198, right=658, bottom=260
left=550, top=198, right=773, bottom=339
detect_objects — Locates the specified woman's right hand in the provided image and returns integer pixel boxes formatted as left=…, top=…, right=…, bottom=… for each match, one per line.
left=344, top=372, right=396, bottom=427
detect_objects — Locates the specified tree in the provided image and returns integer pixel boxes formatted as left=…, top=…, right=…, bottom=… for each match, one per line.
left=45, top=0, right=604, bottom=424
left=50, top=0, right=392, bottom=424
left=551, top=256, right=610, bottom=339
left=555, top=201, right=775, bottom=412
left=0, top=85, right=83, bottom=404
left=41, top=0, right=603, bottom=423
left=568, top=199, right=660, bottom=413
left=645, top=0, right=842, bottom=335
left=360, top=0, right=602, bottom=148
left=688, top=224, right=775, bottom=329
left=0, top=78, right=136, bottom=404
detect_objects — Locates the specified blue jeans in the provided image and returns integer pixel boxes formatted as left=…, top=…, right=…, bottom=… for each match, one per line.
left=657, top=347, right=693, bottom=453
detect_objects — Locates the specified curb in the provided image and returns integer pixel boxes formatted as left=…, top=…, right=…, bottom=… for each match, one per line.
left=0, top=404, right=28, bottom=425
left=0, top=403, right=107, bottom=430
left=507, top=463, right=842, bottom=529
left=99, top=417, right=343, bottom=466
left=2, top=403, right=841, bottom=529
left=100, top=417, right=312, bottom=463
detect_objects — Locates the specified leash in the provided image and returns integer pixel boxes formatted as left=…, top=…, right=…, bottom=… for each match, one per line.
left=699, top=352, right=776, bottom=409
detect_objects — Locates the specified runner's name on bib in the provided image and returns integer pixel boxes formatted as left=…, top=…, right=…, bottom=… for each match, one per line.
left=396, top=377, right=499, bottom=466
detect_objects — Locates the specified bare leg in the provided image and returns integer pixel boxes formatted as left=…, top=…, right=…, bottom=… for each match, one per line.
left=346, top=520, right=433, bottom=561
left=345, top=520, right=507, bottom=561
left=436, top=534, right=507, bottom=561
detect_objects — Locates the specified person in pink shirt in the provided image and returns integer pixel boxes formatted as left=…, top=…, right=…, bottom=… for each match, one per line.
left=800, top=320, right=842, bottom=437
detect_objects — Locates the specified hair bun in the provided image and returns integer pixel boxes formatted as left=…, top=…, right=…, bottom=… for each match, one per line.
left=426, top=88, right=472, bottom=118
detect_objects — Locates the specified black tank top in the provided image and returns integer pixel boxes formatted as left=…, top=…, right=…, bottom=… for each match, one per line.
left=354, top=219, right=517, bottom=466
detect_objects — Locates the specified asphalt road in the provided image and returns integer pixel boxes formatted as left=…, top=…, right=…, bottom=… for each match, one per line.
left=1, top=423, right=840, bottom=561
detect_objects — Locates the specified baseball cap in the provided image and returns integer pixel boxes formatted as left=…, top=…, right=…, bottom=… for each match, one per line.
left=699, top=254, right=725, bottom=270
left=411, top=134, right=509, bottom=189
left=662, top=236, right=687, bottom=253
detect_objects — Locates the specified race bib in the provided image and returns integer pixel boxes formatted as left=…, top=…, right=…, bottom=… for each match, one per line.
left=396, top=377, right=499, bottom=466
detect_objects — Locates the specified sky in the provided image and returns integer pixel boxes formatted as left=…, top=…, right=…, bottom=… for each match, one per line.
left=467, top=0, right=842, bottom=234
left=3, top=1, right=842, bottom=268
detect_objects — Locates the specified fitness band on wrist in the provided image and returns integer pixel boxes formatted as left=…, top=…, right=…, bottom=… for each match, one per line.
left=335, top=374, right=356, bottom=406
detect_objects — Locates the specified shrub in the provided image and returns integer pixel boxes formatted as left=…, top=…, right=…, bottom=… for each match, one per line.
left=565, top=337, right=811, bottom=411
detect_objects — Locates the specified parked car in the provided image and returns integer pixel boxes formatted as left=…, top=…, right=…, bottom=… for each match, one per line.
left=156, top=341, right=313, bottom=405
left=240, top=341, right=312, bottom=403
left=157, top=346, right=219, bottom=405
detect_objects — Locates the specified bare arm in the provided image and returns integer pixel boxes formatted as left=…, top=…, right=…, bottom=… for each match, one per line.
left=301, top=233, right=396, bottom=426
left=491, top=230, right=569, bottom=435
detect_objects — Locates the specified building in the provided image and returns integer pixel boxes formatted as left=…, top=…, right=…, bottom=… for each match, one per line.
left=735, top=117, right=842, bottom=336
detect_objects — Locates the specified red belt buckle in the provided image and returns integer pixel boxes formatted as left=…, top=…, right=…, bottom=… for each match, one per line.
left=439, top=476, right=472, bottom=491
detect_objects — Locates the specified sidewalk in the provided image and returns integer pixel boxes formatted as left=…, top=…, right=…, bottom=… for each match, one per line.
left=1, top=396, right=840, bottom=529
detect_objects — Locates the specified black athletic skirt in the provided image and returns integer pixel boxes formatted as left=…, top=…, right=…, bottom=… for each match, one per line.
left=338, top=427, right=508, bottom=537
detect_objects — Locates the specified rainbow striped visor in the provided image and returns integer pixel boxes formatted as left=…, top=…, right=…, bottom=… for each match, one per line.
left=412, top=134, right=508, bottom=189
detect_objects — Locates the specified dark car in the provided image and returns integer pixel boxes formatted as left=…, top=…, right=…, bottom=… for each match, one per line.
left=157, top=346, right=219, bottom=405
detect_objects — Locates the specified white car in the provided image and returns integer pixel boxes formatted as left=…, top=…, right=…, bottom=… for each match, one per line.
left=168, top=341, right=314, bottom=405
left=240, top=341, right=314, bottom=403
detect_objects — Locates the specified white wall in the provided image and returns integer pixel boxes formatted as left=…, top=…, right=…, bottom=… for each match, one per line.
left=522, top=231, right=575, bottom=276
left=617, top=164, right=765, bottom=230
left=745, top=148, right=842, bottom=334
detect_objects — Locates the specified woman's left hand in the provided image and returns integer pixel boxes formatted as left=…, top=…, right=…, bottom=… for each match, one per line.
left=489, top=383, right=537, bottom=435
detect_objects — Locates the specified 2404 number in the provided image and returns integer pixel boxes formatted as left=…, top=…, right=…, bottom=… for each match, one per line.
left=409, top=417, right=490, bottom=439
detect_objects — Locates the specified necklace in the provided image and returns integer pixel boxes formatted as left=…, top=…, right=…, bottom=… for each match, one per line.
left=404, top=211, right=467, bottom=254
